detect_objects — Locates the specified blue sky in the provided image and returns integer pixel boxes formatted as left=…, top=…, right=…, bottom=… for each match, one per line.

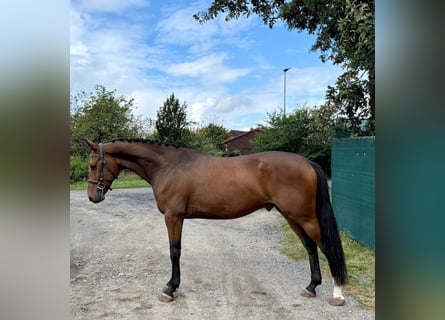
left=70, top=0, right=343, bottom=130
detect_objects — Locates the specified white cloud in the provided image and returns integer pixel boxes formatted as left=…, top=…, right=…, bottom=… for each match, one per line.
left=155, top=4, right=255, bottom=55
left=129, top=63, right=341, bottom=130
left=70, top=1, right=343, bottom=131
left=216, top=96, right=253, bottom=113
left=164, top=54, right=250, bottom=83
left=70, top=5, right=158, bottom=95
left=284, top=66, right=342, bottom=107
left=70, top=10, right=91, bottom=68
left=189, top=97, right=217, bottom=125
left=72, top=0, right=149, bottom=13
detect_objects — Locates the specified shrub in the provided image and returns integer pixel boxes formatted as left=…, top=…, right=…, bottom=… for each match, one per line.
left=70, top=155, right=89, bottom=182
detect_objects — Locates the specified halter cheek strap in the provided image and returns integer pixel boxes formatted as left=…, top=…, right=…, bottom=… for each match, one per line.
left=88, top=143, right=112, bottom=191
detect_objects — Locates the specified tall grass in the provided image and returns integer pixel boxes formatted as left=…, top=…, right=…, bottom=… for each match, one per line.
left=281, top=221, right=375, bottom=309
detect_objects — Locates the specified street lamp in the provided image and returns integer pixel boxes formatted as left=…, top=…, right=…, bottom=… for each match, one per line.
left=283, top=67, right=291, bottom=116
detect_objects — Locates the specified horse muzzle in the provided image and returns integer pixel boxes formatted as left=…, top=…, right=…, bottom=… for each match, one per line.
left=88, top=188, right=106, bottom=203
left=88, top=179, right=112, bottom=203
left=89, top=194, right=105, bottom=203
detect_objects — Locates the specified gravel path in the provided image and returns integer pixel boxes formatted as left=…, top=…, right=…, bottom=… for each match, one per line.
left=70, top=188, right=374, bottom=320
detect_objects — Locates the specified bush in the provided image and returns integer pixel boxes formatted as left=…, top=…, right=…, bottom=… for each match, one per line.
left=70, top=155, right=89, bottom=182
left=252, top=106, right=336, bottom=176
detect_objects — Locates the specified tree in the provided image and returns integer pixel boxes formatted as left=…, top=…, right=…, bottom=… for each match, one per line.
left=252, top=107, right=311, bottom=154
left=70, top=85, right=145, bottom=156
left=252, top=105, right=336, bottom=175
left=155, top=93, right=191, bottom=145
left=301, top=104, right=337, bottom=175
left=326, top=70, right=371, bottom=136
left=194, top=0, right=375, bottom=135
left=191, top=123, right=231, bottom=156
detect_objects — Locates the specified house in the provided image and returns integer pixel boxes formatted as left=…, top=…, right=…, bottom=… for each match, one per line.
left=223, top=128, right=263, bottom=155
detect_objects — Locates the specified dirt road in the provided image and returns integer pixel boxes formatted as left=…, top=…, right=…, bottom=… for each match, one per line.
left=70, top=188, right=374, bottom=320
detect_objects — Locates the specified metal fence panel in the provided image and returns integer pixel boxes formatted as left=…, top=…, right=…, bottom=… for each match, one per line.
left=331, top=137, right=375, bottom=250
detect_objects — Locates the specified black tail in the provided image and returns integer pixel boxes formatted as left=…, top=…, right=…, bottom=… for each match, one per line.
left=310, top=161, right=347, bottom=286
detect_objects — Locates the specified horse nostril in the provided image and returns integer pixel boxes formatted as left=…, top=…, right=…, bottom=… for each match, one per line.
left=89, top=196, right=93, bottom=202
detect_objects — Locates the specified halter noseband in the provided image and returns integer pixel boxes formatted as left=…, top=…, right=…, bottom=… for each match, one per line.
left=88, top=143, right=112, bottom=192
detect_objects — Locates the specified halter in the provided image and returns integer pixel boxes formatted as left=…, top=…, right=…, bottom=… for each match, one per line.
left=88, top=143, right=112, bottom=192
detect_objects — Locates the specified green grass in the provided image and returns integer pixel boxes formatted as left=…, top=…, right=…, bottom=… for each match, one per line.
left=281, top=221, right=375, bottom=310
left=70, top=172, right=149, bottom=190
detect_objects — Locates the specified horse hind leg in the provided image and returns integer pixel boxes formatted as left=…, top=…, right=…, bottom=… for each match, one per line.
left=319, top=245, right=346, bottom=306
left=299, top=229, right=322, bottom=298
left=284, top=219, right=322, bottom=298
left=300, top=219, right=346, bottom=306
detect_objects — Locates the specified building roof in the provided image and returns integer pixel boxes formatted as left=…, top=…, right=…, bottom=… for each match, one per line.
left=228, top=130, right=246, bottom=137
left=223, top=128, right=264, bottom=144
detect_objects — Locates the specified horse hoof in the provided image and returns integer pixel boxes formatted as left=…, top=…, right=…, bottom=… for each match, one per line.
left=328, top=297, right=345, bottom=306
left=159, top=292, right=174, bottom=303
left=300, top=288, right=316, bottom=298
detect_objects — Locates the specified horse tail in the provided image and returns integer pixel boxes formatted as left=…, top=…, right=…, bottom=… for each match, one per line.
left=310, top=161, right=347, bottom=286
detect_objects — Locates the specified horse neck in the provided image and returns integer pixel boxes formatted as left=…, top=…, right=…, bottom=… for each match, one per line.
left=107, top=141, right=175, bottom=184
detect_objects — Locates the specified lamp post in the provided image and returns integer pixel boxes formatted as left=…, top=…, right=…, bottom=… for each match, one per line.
left=283, top=67, right=291, bottom=116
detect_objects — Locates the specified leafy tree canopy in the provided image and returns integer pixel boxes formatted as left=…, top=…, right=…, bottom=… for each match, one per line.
left=195, top=0, right=375, bottom=135
left=155, top=93, right=192, bottom=145
left=252, top=107, right=311, bottom=154
left=191, top=123, right=231, bottom=156
left=252, top=105, right=337, bottom=174
left=70, top=85, right=145, bottom=156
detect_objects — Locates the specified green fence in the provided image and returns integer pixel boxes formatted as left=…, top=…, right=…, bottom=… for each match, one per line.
left=331, top=137, right=375, bottom=250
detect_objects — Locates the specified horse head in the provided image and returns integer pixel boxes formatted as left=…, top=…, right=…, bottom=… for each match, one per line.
left=85, top=140, right=119, bottom=203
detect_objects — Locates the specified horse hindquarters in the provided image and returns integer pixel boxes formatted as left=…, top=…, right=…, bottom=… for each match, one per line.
left=279, top=161, right=347, bottom=305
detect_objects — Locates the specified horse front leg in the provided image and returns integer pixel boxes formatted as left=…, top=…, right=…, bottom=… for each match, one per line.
left=160, top=214, right=184, bottom=302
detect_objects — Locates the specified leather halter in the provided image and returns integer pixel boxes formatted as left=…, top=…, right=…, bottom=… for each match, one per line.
left=88, top=143, right=112, bottom=191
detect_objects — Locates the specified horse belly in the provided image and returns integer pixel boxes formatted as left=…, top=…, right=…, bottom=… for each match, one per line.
left=186, top=186, right=267, bottom=219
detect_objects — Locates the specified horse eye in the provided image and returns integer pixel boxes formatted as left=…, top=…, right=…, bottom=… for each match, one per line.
left=90, top=165, right=96, bottom=170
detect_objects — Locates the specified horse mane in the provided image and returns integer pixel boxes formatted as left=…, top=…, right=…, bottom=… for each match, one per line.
left=110, top=138, right=184, bottom=149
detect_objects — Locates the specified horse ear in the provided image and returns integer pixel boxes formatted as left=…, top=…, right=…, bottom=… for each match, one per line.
left=85, top=139, right=98, bottom=151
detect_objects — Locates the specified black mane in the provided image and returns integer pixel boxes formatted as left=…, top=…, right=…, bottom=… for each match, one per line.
left=110, top=138, right=183, bottom=149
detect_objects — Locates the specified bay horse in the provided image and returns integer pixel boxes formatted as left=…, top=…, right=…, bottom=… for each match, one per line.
left=86, top=138, right=347, bottom=306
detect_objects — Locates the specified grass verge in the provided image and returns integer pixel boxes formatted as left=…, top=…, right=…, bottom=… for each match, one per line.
left=70, top=173, right=149, bottom=190
left=281, top=221, right=375, bottom=309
